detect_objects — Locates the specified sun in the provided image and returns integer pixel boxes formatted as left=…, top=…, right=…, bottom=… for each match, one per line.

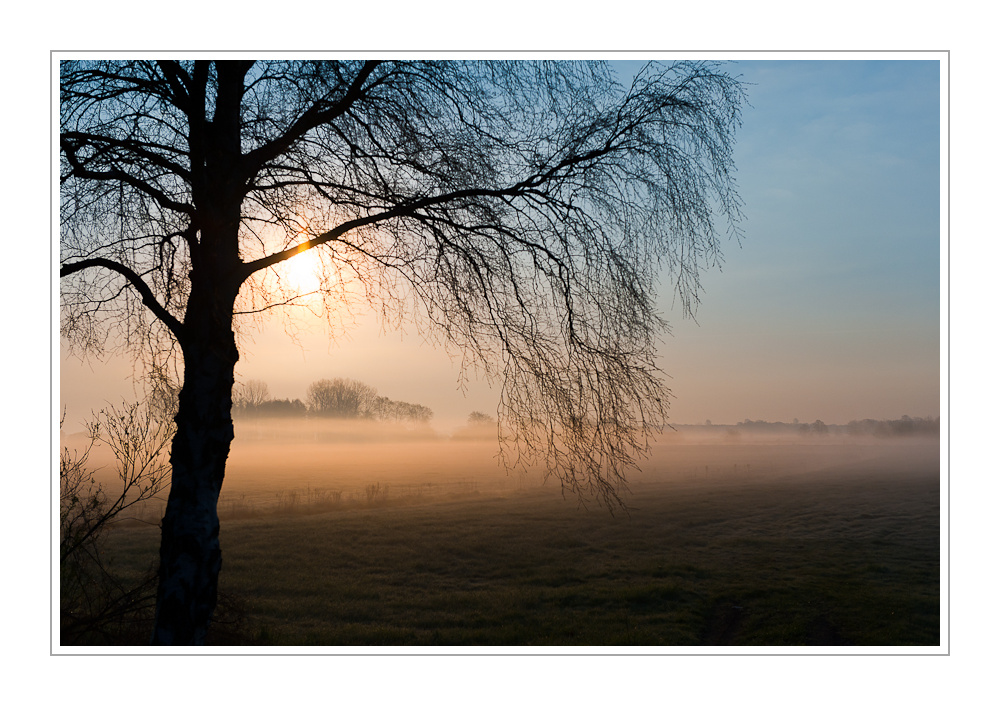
left=277, top=248, right=322, bottom=297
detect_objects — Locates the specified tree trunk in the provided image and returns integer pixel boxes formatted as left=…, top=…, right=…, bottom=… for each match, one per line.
left=151, top=297, right=239, bottom=646
left=150, top=60, right=250, bottom=644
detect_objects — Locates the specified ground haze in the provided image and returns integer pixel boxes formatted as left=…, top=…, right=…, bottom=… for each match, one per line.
left=88, top=424, right=939, bottom=647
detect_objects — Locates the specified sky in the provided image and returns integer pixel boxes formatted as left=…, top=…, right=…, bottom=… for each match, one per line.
left=58, top=57, right=943, bottom=431
left=654, top=59, right=941, bottom=425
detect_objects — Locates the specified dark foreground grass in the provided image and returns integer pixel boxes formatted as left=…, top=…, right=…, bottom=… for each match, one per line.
left=97, top=441, right=940, bottom=648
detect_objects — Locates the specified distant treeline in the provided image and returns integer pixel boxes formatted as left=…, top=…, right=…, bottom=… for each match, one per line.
left=722, top=415, right=939, bottom=437
left=233, top=377, right=433, bottom=424
left=843, top=416, right=939, bottom=437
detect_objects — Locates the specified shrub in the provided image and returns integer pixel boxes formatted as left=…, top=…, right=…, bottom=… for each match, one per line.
left=59, top=400, right=172, bottom=645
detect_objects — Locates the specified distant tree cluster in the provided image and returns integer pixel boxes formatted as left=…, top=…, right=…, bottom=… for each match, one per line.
left=799, top=419, right=829, bottom=434
left=233, top=381, right=308, bottom=419
left=736, top=419, right=803, bottom=433
left=730, top=416, right=939, bottom=436
left=233, top=377, right=432, bottom=423
left=307, top=378, right=378, bottom=419
left=255, top=399, right=308, bottom=418
left=845, top=415, right=939, bottom=437
left=467, top=411, right=496, bottom=426
left=451, top=411, right=498, bottom=440
left=370, top=396, right=434, bottom=424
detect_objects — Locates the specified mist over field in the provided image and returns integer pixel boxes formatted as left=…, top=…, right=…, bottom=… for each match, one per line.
left=65, top=416, right=939, bottom=647
left=68, top=416, right=940, bottom=519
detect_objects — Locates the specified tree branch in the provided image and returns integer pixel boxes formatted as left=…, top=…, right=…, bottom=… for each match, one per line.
left=60, top=258, right=185, bottom=341
left=61, top=136, right=194, bottom=216
left=242, top=61, right=383, bottom=178
left=61, top=131, right=191, bottom=179
left=154, top=60, right=192, bottom=113
left=237, top=149, right=616, bottom=281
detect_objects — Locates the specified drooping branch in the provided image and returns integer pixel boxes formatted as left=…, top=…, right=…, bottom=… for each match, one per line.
left=60, top=135, right=194, bottom=216
left=60, top=258, right=185, bottom=341
left=61, top=131, right=191, bottom=180
left=238, top=159, right=614, bottom=282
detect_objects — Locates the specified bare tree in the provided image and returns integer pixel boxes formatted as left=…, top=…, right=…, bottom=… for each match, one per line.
left=467, top=411, right=496, bottom=426
left=370, top=395, right=433, bottom=423
left=232, top=378, right=270, bottom=416
left=60, top=59, right=745, bottom=644
left=60, top=402, right=173, bottom=563
left=60, top=400, right=172, bottom=643
left=307, top=377, right=378, bottom=418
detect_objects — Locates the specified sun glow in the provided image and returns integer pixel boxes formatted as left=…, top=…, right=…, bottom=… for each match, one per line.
left=277, top=247, right=323, bottom=298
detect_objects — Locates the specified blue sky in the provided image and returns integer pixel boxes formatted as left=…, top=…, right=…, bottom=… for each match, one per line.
left=654, top=59, right=941, bottom=424
left=59, top=58, right=943, bottom=428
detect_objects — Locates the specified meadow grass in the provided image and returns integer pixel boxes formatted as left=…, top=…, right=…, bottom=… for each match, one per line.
left=97, top=436, right=940, bottom=647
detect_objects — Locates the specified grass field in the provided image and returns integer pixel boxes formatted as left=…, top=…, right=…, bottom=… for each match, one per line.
left=88, top=431, right=940, bottom=648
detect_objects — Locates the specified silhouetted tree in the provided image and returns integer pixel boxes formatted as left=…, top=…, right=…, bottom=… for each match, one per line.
left=256, top=398, right=307, bottom=418
left=468, top=411, right=496, bottom=426
left=60, top=59, right=745, bottom=644
left=307, top=377, right=378, bottom=418
left=60, top=399, right=172, bottom=643
left=846, top=415, right=939, bottom=437
left=810, top=419, right=829, bottom=434
left=370, top=395, right=433, bottom=423
left=232, top=379, right=270, bottom=417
